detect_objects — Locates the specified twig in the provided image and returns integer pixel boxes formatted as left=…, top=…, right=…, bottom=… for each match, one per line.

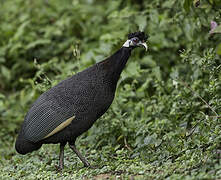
left=186, top=115, right=221, bottom=139
left=185, top=119, right=201, bottom=138
left=209, top=116, right=221, bottom=119
left=174, top=78, right=218, bottom=116
left=167, top=143, right=213, bottom=161
left=185, top=117, right=208, bottom=139
left=124, top=137, right=132, bottom=151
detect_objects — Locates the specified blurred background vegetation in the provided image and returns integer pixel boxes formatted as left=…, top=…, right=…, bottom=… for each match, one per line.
left=0, top=0, right=220, bottom=179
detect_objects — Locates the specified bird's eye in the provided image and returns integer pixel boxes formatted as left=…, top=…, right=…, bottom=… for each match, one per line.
left=132, top=38, right=139, bottom=43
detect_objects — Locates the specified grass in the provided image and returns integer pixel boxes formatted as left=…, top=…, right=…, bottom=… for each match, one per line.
left=0, top=133, right=220, bottom=180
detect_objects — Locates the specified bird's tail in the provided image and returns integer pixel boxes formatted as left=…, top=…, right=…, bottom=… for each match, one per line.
left=15, top=130, right=42, bottom=155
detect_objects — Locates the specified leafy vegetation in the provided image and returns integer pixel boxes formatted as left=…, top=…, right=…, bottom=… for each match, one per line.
left=0, top=0, right=220, bottom=179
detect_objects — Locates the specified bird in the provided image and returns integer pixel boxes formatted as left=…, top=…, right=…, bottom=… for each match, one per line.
left=15, top=31, right=148, bottom=170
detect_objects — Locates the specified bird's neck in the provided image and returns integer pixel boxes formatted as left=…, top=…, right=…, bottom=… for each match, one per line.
left=99, top=47, right=132, bottom=84
left=109, top=47, right=131, bottom=76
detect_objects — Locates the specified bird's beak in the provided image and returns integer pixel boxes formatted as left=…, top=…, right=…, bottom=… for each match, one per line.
left=138, top=42, right=148, bottom=51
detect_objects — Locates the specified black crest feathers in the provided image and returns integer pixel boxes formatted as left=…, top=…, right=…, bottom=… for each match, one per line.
left=128, top=31, right=148, bottom=41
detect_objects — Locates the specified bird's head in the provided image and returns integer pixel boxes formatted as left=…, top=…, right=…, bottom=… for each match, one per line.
left=122, top=31, right=148, bottom=51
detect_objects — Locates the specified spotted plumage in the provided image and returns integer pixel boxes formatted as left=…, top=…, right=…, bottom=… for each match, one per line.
left=15, top=31, right=148, bottom=170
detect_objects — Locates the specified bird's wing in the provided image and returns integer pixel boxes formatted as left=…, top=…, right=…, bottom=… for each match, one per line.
left=23, top=97, right=75, bottom=143
left=22, top=68, right=98, bottom=143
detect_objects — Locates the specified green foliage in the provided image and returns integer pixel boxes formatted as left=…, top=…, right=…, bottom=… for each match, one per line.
left=0, top=0, right=221, bottom=179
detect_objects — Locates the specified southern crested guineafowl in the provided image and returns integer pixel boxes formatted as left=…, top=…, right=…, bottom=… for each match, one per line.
left=15, top=31, right=148, bottom=170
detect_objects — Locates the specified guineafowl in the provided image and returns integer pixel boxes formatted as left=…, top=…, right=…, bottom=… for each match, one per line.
left=15, top=31, right=148, bottom=170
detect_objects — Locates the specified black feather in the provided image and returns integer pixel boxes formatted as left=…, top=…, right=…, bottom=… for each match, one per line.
left=15, top=32, right=148, bottom=168
left=128, top=31, right=148, bottom=41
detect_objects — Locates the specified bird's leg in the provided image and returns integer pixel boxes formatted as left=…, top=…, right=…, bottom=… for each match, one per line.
left=69, top=143, right=91, bottom=167
left=58, top=143, right=66, bottom=171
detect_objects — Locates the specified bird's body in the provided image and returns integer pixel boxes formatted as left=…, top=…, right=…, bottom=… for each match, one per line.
left=15, top=32, right=148, bottom=169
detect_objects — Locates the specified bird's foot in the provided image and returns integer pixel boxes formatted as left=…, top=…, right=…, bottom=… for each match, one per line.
left=83, top=161, right=91, bottom=168
left=84, top=163, right=99, bottom=169
left=88, top=165, right=97, bottom=169
left=55, top=165, right=64, bottom=172
left=59, top=165, right=64, bottom=171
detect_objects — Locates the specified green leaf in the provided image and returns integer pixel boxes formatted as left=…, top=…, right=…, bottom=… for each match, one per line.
left=152, top=66, right=162, bottom=81
left=0, top=93, right=5, bottom=99
left=1, top=66, right=11, bottom=81
left=213, top=25, right=221, bottom=34
left=135, top=15, right=147, bottom=31
left=183, top=0, right=193, bottom=12
left=26, top=39, right=51, bottom=50
left=12, top=21, right=30, bottom=41
left=125, top=61, right=140, bottom=76
left=216, top=43, right=221, bottom=55
left=141, top=56, right=156, bottom=67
